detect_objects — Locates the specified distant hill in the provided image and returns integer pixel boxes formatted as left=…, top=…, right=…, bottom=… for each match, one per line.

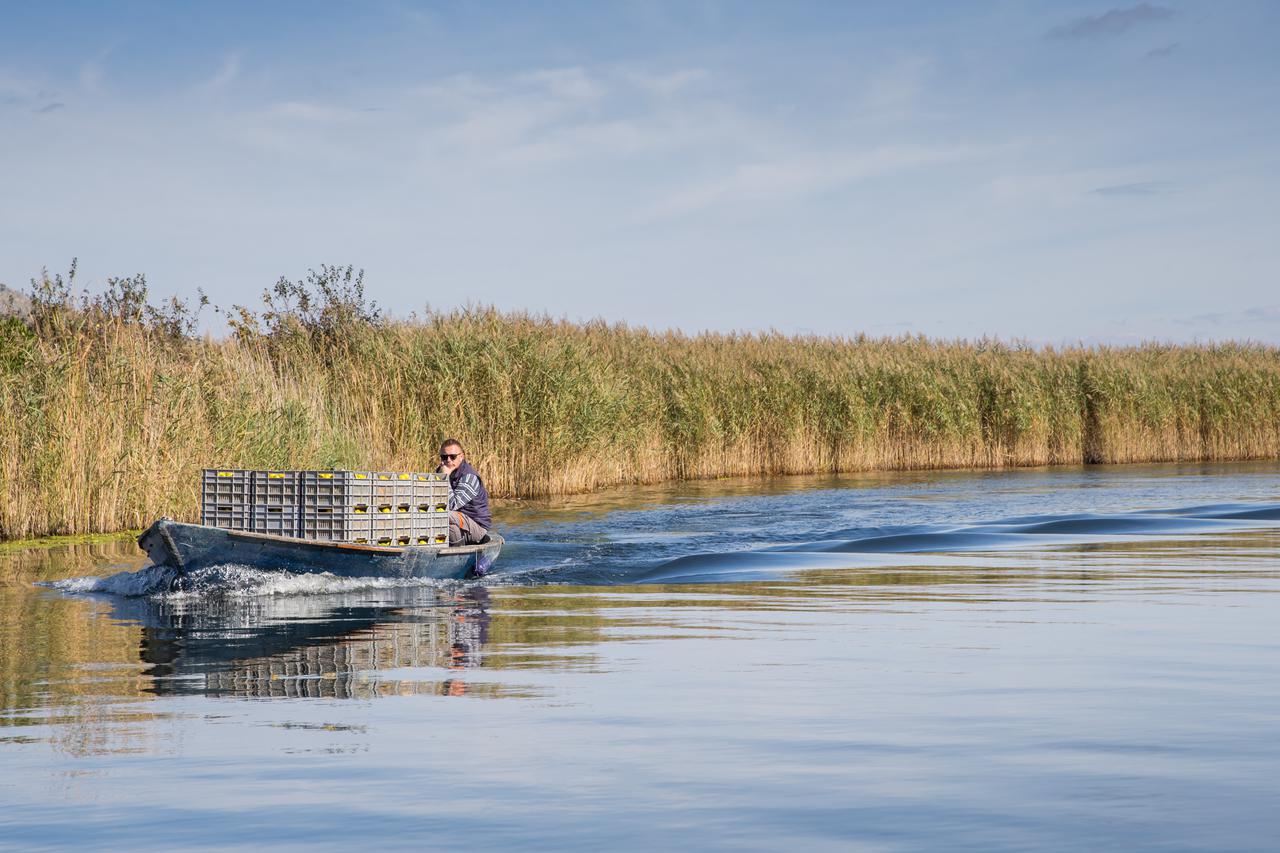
left=0, top=283, right=32, bottom=319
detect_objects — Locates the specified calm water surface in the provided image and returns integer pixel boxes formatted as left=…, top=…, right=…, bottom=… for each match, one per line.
left=3, top=463, right=1280, bottom=851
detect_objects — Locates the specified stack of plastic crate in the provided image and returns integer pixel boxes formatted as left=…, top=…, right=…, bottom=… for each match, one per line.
left=251, top=471, right=301, bottom=536
left=415, top=472, right=451, bottom=545
left=201, top=469, right=252, bottom=530
left=369, top=472, right=415, bottom=545
left=202, top=468, right=455, bottom=545
left=299, top=471, right=373, bottom=544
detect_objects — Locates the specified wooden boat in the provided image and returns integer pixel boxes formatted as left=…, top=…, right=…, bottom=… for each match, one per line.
left=138, top=517, right=504, bottom=583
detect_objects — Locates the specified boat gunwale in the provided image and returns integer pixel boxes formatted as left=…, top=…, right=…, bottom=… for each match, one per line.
left=210, top=524, right=502, bottom=556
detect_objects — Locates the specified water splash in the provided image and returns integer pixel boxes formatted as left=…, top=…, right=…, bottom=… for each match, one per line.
left=50, top=563, right=179, bottom=597
left=47, top=563, right=452, bottom=600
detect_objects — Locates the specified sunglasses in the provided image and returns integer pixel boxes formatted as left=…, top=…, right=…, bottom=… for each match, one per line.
left=439, top=452, right=460, bottom=461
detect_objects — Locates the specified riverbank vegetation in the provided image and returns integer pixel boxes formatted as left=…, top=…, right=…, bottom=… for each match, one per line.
left=3, top=263, right=1280, bottom=539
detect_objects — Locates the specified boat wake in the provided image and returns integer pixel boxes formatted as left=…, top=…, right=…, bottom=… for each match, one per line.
left=636, top=501, right=1280, bottom=583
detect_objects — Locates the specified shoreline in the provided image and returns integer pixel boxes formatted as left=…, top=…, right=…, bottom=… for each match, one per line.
left=0, top=530, right=141, bottom=553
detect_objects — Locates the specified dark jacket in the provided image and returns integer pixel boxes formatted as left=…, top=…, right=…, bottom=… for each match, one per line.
left=446, top=460, right=492, bottom=530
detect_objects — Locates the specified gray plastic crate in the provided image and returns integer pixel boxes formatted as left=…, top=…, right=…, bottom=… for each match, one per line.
left=297, top=471, right=379, bottom=541
left=370, top=471, right=415, bottom=504
left=343, top=471, right=376, bottom=513
left=253, top=470, right=301, bottom=507
left=300, top=471, right=341, bottom=510
left=202, top=469, right=251, bottom=505
left=414, top=511, right=451, bottom=546
left=202, top=469, right=252, bottom=529
left=300, top=507, right=371, bottom=542
left=201, top=506, right=252, bottom=530
left=415, top=527, right=450, bottom=546
left=250, top=504, right=301, bottom=537
left=300, top=471, right=374, bottom=516
left=370, top=505, right=410, bottom=536
left=370, top=477, right=414, bottom=514
left=417, top=501, right=449, bottom=518
left=414, top=472, right=450, bottom=514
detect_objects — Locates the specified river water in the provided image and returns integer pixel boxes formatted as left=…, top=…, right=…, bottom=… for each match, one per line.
left=3, top=462, right=1279, bottom=851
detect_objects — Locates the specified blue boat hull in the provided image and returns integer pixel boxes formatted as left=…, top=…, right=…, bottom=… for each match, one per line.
left=138, top=518, right=503, bottom=581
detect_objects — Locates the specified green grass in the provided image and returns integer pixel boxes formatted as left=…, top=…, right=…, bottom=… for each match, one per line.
left=0, top=530, right=140, bottom=555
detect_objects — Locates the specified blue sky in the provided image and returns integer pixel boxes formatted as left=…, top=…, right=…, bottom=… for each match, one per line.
left=2, top=1, right=1277, bottom=342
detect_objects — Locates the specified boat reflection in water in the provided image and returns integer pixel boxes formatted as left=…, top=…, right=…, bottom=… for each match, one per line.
left=110, top=587, right=517, bottom=700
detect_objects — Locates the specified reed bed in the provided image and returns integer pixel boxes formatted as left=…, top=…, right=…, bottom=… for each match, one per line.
left=2, top=270, right=1279, bottom=539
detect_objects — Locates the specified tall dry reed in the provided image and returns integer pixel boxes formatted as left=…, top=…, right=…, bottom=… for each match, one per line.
left=2, top=267, right=1279, bottom=539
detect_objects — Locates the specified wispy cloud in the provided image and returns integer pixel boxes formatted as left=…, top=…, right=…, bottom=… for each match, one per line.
left=231, top=60, right=977, bottom=219
left=414, top=65, right=724, bottom=167
left=0, top=74, right=35, bottom=102
left=861, top=55, right=935, bottom=119
left=1175, top=306, right=1280, bottom=328
left=0, top=73, right=64, bottom=114
left=234, top=99, right=370, bottom=153
left=517, top=67, right=602, bottom=102
left=1244, top=306, right=1280, bottom=324
left=1047, top=4, right=1173, bottom=40
left=203, top=54, right=241, bottom=92
left=79, top=54, right=107, bottom=92
left=269, top=101, right=364, bottom=122
left=416, top=68, right=598, bottom=149
left=623, top=68, right=708, bottom=97
left=388, top=0, right=439, bottom=29
left=230, top=65, right=712, bottom=169
left=1179, top=311, right=1226, bottom=326
left=1091, top=181, right=1174, bottom=197
left=1145, top=43, right=1179, bottom=60
left=652, top=145, right=979, bottom=216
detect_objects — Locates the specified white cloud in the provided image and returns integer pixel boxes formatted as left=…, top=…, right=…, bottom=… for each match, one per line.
left=78, top=50, right=113, bottom=93
left=652, top=145, right=981, bottom=216
left=516, top=67, right=602, bottom=102
left=1244, top=306, right=1280, bottom=324
left=624, top=68, right=709, bottom=97
left=411, top=65, right=727, bottom=167
left=985, top=167, right=1176, bottom=207
left=203, top=54, right=241, bottom=92
left=0, top=72, right=40, bottom=103
left=269, top=101, right=364, bottom=123
left=860, top=55, right=934, bottom=119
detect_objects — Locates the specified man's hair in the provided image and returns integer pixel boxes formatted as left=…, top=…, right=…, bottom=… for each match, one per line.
left=439, top=438, right=464, bottom=454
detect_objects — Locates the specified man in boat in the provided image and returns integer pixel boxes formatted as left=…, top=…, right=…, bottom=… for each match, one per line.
left=437, top=439, right=492, bottom=546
